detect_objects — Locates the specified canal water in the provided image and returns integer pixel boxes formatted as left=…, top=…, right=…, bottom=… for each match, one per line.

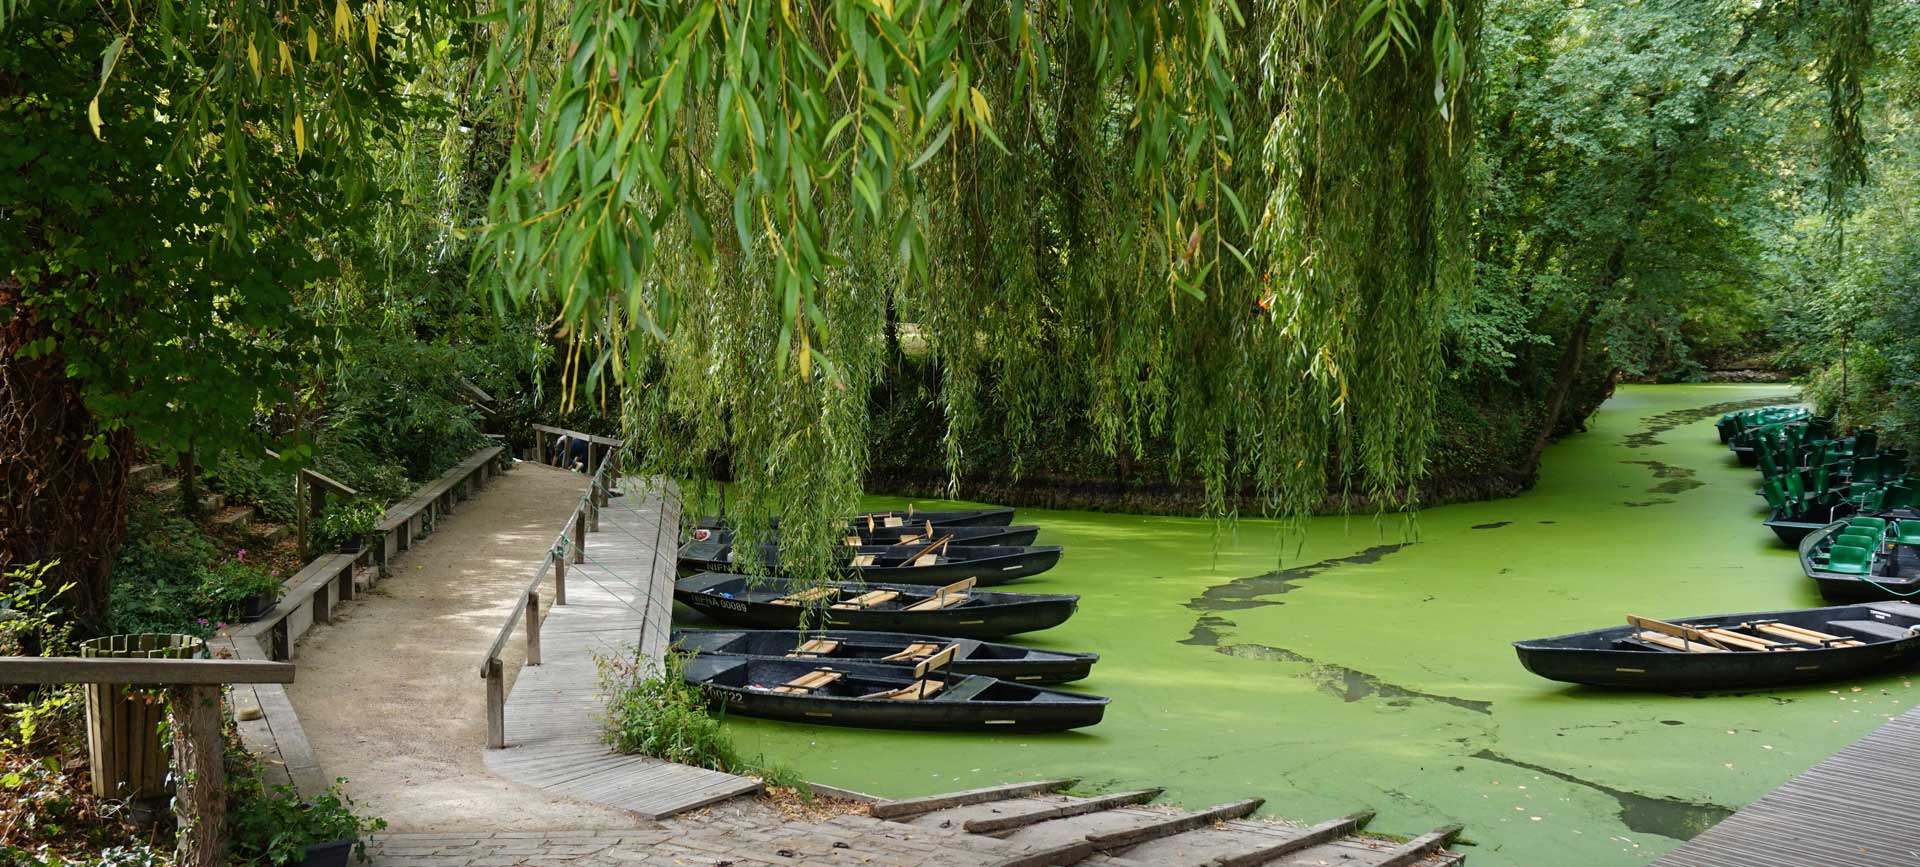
left=697, top=384, right=1917, bottom=866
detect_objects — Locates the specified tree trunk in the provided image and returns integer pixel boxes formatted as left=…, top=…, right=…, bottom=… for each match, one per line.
left=167, top=685, right=228, bottom=867
left=0, top=279, right=132, bottom=630
left=1527, top=303, right=1596, bottom=467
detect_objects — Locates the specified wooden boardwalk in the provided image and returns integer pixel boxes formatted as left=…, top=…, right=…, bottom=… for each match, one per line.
left=1651, top=702, right=1920, bottom=867
left=482, top=478, right=761, bottom=818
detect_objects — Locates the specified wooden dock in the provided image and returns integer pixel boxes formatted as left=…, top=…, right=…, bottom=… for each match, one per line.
left=1651, top=702, right=1920, bottom=867
left=482, top=478, right=761, bottom=818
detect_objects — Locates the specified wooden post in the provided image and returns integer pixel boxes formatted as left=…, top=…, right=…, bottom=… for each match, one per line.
left=573, top=512, right=586, bottom=564
left=525, top=592, right=542, bottom=666
left=485, top=657, right=506, bottom=749
left=589, top=487, right=600, bottom=532
left=553, top=553, right=567, bottom=606
left=168, top=685, right=226, bottom=867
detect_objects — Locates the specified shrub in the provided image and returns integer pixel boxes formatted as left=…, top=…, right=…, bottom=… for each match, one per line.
left=312, top=500, right=384, bottom=553
left=194, top=555, right=282, bottom=620
left=596, top=649, right=808, bottom=797
left=227, top=778, right=386, bottom=866
left=202, top=454, right=297, bottom=523
left=597, top=651, right=740, bottom=771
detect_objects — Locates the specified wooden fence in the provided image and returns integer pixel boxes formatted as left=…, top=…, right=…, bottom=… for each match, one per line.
left=0, top=656, right=296, bottom=867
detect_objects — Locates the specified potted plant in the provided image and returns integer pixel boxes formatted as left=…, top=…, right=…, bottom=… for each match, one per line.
left=230, top=779, right=386, bottom=867
left=197, top=555, right=284, bottom=622
left=315, top=500, right=383, bottom=555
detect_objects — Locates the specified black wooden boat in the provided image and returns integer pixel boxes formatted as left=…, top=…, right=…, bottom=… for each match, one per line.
left=674, top=572, right=1079, bottom=637
left=1799, top=511, right=1920, bottom=601
left=681, top=653, right=1108, bottom=732
left=1514, top=603, right=1920, bottom=690
left=687, top=523, right=1042, bottom=548
left=696, top=506, right=1017, bottom=531
left=671, top=628, right=1098, bottom=684
left=1764, top=503, right=1855, bottom=546
left=676, top=537, right=1062, bottom=587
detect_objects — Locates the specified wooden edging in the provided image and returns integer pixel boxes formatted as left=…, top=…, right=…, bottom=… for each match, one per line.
left=1376, top=824, right=1465, bottom=867
left=0, top=657, right=294, bottom=686
left=869, top=779, right=1079, bottom=819
left=1199, top=810, right=1376, bottom=867
left=963, top=788, right=1163, bottom=834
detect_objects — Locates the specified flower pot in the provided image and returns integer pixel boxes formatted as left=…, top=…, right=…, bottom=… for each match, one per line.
left=338, top=537, right=364, bottom=554
left=295, top=839, right=355, bottom=867
left=242, top=591, right=278, bottom=621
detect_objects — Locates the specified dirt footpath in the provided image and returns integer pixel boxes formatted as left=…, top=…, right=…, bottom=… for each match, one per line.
left=284, top=462, right=645, bottom=831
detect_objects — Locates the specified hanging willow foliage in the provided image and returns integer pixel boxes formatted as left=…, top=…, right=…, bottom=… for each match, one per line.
left=478, top=0, right=1477, bottom=576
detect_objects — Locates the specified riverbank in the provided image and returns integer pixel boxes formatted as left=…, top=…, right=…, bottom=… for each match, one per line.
left=692, top=383, right=1917, bottom=867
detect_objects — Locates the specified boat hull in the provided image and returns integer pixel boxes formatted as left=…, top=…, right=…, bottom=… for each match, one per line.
left=1514, top=602, right=1920, bottom=691
left=677, top=542, right=1063, bottom=587
left=671, top=629, right=1097, bottom=683
left=673, top=573, right=1079, bottom=638
left=683, top=656, right=1107, bottom=732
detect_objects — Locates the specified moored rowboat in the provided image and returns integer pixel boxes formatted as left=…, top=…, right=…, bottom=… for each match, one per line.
left=688, top=523, right=1042, bottom=548
left=674, top=572, right=1079, bottom=637
left=671, top=628, right=1098, bottom=684
left=681, top=653, right=1108, bottom=732
left=676, top=537, right=1063, bottom=587
left=1513, top=603, right=1920, bottom=690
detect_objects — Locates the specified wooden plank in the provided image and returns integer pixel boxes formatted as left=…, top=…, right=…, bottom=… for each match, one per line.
left=0, top=657, right=294, bottom=686
left=964, top=789, right=1164, bottom=834
left=299, top=468, right=359, bottom=497
left=1200, top=810, right=1377, bottom=867
left=1628, top=614, right=1730, bottom=650
left=871, top=779, right=1080, bottom=819
left=1084, top=798, right=1264, bottom=848
left=1375, top=824, right=1464, bottom=867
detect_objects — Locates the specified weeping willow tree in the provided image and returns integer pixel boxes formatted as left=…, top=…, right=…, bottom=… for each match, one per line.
left=478, top=0, right=1477, bottom=575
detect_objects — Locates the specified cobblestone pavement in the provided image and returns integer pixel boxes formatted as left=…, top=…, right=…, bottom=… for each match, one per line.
left=363, top=800, right=1047, bottom=867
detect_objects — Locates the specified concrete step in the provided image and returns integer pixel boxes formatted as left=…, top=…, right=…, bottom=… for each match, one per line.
left=147, top=477, right=180, bottom=496
left=251, top=522, right=293, bottom=544
left=128, top=463, right=163, bottom=487
left=200, top=491, right=225, bottom=513
left=210, top=505, right=254, bottom=532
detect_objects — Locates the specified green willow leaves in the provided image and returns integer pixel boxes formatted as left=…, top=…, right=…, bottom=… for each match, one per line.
left=478, top=1, right=1478, bottom=574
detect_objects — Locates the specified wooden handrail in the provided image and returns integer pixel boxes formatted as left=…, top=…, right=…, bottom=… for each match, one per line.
left=299, top=468, right=360, bottom=497
left=531, top=422, right=624, bottom=447
left=1, top=654, right=296, bottom=867
left=481, top=436, right=622, bottom=749
left=0, top=656, right=295, bottom=685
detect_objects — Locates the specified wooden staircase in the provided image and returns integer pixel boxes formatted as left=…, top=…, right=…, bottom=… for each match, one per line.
left=132, top=462, right=289, bottom=542
left=867, top=780, right=1465, bottom=867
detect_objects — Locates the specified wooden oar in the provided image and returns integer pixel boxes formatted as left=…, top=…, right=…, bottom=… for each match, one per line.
left=904, top=533, right=954, bottom=567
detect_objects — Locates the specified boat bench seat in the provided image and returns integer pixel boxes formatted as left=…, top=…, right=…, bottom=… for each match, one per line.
left=1828, top=620, right=1918, bottom=642
left=771, top=586, right=840, bottom=606
left=831, top=590, right=900, bottom=610
left=787, top=639, right=842, bottom=657
left=773, top=668, right=844, bottom=694
left=863, top=679, right=946, bottom=701
left=882, top=642, right=946, bottom=661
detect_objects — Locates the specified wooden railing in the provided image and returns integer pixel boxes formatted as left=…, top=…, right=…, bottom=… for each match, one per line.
left=480, top=431, right=623, bottom=749
left=0, top=656, right=296, bottom=867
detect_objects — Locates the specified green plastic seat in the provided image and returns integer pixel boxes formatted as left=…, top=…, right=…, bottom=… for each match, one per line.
left=1895, top=520, right=1920, bottom=546
left=1761, top=481, right=1788, bottom=512
left=1837, top=531, right=1880, bottom=550
left=1826, top=544, right=1873, bottom=575
left=1850, top=517, right=1889, bottom=534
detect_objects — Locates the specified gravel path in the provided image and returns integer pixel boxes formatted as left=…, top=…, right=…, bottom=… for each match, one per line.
left=284, top=461, right=646, bottom=831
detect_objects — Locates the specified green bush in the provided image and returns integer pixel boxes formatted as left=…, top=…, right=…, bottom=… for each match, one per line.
left=194, top=557, right=282, bottom=619
left=228, top=777, right=385, bottom=866
left=202, top=454, right=298, bottom=523
left=596, top=649, right=807, bottom=797
left=597, top=651, right=740, bottom=771
left=313, top=500, right=384, bottom=553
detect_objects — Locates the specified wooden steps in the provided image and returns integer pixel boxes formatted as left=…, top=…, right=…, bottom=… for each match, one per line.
left=874, top=781, right=1465, bottom=867
left=211, top=505, right=255, bottom=531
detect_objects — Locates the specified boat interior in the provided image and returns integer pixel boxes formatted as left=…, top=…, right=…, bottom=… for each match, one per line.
left=1532, top=605, right=1920, bottom=653
left=1808, top=512, right=1920, bottom=578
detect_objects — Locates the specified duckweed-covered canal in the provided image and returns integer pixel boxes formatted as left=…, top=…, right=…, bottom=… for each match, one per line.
left=689, top=384, right=1919, bottom=867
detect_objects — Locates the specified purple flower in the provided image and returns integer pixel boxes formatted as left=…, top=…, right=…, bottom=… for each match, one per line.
left=196, top=618, right=209, bottom=626
left=234, top=549, right=249, bottom=562
left=215, top=622, right=228, bottom=631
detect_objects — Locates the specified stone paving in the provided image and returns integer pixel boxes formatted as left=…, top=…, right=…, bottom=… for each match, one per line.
left=364, top=800, right=1052, bottom=867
